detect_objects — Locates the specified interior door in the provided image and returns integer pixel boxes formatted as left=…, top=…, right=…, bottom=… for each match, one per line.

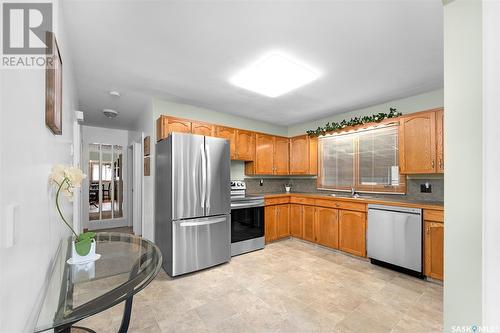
left=132, top=142, right=142, bottom=235
left=170, top=133, right=205, bottom=220
left=205, top=136, right=230, bottom=217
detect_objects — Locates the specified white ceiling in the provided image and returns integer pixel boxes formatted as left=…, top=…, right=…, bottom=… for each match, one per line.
left=64, top=0, right=443, bottom=130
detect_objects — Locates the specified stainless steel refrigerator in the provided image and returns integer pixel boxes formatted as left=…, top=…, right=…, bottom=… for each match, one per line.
left=155, top=133, right=231, bottom=277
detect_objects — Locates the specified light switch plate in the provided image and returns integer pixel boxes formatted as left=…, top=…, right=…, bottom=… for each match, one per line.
left=1, top=203, right=19, bottom=248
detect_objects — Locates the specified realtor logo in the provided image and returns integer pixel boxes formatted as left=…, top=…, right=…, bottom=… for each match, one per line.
left=2, top=2, right=53, bottom=54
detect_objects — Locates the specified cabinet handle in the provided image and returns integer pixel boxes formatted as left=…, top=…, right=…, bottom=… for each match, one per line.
left=432, top=160, right=435, bottom=169
left=439, top=159, right=443, bottom=169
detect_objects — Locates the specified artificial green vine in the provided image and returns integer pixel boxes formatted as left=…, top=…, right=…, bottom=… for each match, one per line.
left=306, top=108, right=402, bottom=137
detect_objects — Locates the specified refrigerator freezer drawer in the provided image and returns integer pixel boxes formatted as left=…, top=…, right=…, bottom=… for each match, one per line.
left=171, top=215, right=230, bottom=276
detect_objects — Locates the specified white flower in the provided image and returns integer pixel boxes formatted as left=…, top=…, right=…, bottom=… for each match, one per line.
left=65, top=167, right=86, bottom=187
left=49, top=164, right=66, bottom=185
left=50, top=165, right=87, bottom=200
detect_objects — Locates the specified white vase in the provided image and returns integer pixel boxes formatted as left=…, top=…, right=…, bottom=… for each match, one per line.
left=68, top=239, right=98, bottom=265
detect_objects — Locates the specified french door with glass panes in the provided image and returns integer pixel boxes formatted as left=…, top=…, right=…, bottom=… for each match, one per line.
left=88, top=144, right=124, bottom=223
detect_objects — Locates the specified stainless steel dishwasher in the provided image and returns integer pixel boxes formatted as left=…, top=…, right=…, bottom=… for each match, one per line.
left=367, top=204, right=423, bottom=277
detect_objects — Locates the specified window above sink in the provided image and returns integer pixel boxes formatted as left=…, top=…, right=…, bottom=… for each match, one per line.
left=317, top=124, right=406, bottom=194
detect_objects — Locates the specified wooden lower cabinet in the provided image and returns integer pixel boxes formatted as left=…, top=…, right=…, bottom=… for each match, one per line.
left=265, top=205, right=277, bottom=243
left=303, top=205, right=315, bottom=242
left=276, top=204, right=290, bottom=239
left=290, top=204, right=304, bottom=238
left=424, top=221, right=444, bottom=280
left=265, top=204, right=290, bottom=243
left=315, top=207, right=339, bottom=249
left=338, top=210, right=366, bottom=257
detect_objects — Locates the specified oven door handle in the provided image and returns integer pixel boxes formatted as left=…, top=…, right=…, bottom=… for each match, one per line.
left=231, top=202, right=265, bottom=209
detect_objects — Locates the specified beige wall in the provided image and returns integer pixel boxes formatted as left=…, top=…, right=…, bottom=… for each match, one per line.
left=444, top=0, right=483, bottom=330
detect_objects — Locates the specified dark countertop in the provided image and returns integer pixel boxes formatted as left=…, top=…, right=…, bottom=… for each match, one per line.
left=247, top=191, right=444, bottom=210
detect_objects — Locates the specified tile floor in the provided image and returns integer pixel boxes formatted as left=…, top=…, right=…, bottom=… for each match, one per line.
left=78, top=239, right=443, bottom=333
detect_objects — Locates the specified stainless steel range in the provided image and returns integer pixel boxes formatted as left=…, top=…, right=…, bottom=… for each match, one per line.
left=230, top=181, right=265, bottom=256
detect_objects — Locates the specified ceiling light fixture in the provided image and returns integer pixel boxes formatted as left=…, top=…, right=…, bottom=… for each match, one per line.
left=109, top=91, right=120, bottom=97
left=230, top=51, right=320, bottom=97
left=102, top=109, right=118, bottom=118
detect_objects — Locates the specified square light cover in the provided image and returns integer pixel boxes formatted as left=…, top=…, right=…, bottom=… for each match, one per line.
left=230, top=51, right=320, bottom=97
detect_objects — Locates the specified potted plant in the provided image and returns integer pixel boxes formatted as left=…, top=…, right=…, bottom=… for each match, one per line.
left=50, top=165, right=98, bottom=264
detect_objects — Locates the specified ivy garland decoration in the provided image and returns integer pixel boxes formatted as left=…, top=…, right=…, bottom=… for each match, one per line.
left=306, top=108, right=402, bottom=137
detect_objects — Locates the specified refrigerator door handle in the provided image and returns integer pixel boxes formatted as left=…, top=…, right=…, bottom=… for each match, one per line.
left=200, top=143, right=207, bottom=211
left=205, top=144, right=211, bottom=210
left=179, top=217, right=227, bottom=227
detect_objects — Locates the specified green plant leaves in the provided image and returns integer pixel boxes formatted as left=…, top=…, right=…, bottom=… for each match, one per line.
left=306, top=107, right=402, bottom=137
left=75, top=231, right=96, bottom=256
left=75, top=238, right=92, bottom=256
left=79, top=231, right=96, bottom=240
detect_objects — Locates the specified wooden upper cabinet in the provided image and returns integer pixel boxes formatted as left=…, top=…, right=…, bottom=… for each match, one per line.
left=192, top=121, right=215, bottom=137
left=436, top=109, right=444, bottom=173
left=215, top=126, right=236, bottom=159
left=399, top=111, right=437, bottom=174
left=424, top=221, right=444, bottom=280
left=303, top=205, right=316, bottom=242
left=315, top=207, right=339, bottom=249
left=235, top=130, right=255, bottom=161
left=290, top=135, right=317, bottom=175
left=276, top=204, right=290, bottom=239
left=255, top=134, right=275, bottom=174
left=290, top=204, right=304, bottom=238
left=274, top=137, right=289, bottom=175
left=338, top=210, right=366, bottom=257
left=156, top=116, right=192, bottom=141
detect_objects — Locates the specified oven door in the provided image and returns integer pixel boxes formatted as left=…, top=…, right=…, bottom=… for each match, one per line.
left=230, top=206, right=264, bottom=243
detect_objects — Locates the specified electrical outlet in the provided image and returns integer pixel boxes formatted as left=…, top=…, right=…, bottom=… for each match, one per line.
left=259, top=179, right=264, bottom=186
left=420, top=182, right=432, bottom=193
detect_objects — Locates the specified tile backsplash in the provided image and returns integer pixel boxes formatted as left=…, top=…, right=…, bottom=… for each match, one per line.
left=244, top=176, right=443, bottom=203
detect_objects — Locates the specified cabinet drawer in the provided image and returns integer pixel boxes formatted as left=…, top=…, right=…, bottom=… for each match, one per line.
left=315, top=199, right=366, bottom=212
left=290, top=196, right=315, bottom=205
left=265, top=197, right=290, bottom=205
left=423, top=209, right=444, bottom=223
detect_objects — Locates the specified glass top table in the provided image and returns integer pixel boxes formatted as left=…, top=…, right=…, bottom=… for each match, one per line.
left=34, top=233, right=162, bottom=333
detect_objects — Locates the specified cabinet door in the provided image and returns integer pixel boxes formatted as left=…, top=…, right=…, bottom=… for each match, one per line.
left=156, top=116, right=168, bottom=142
left=399, top=111, right=437, bottom=173
left=303, top=205, right=316, bottom=242
left=315, top=207, right=339, bottom=249
left=215, top=126, right=236, bottom=159
left=192, top=122, right=215, bottom=137
left=339, top=210, right=366, bottom=257
left=424, top=221, right=444, bottom=280
left=235, top=130, right=255, bottom=161
left=156, top=116, right=191, bottom=141
left=274, top=137, right=289, bottom=175
left=436, top=109, right=444, bottom=173
left=290, top=204, right=303, bottom=238
left=265, top=206, right=277, bottom=243
left=290, top=135, right=309, bottom=174
left=255, top=134, right=274, bottom=174
left=276, top=204, right=290, bottom=239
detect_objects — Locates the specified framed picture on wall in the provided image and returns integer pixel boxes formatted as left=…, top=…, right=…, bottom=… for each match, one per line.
left=45, top=31, right=63, bottom=135
left=144, top=136, right=150, bottom=156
